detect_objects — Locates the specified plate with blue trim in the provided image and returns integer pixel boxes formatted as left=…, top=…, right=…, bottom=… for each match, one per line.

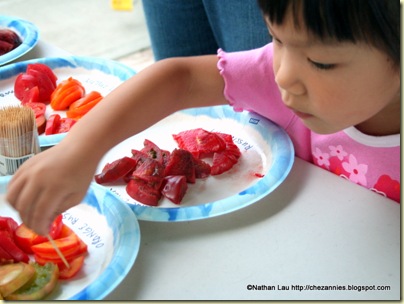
left=96, top=105, right=295, bottom=221
left=0, top=56, right=135, bottom=148
left=0, top=15, right=39, bottom=65
left=0, top=177, right=141, bottom=300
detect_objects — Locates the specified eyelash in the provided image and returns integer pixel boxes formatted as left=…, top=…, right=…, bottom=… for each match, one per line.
left=272, top=34, right=336, bottom=71
left=309, top=60, right=335, bottom=70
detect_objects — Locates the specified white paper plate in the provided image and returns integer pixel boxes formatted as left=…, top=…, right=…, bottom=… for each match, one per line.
left=0, top=56, right=135, bottom=147
left=97, top=105, right=295, bottom=221
left=0, top=177, right=141, bottom=300
left=0, top=15, right=39, bottom=65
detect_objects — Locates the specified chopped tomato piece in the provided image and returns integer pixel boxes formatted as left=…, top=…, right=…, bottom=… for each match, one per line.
left=126, top=179, right=161, bottom=206
left=164, top=149, right=196, bottom=183
left=95, top=157, right=138, bottom=184
left=161, top=175, right=188, bottom=204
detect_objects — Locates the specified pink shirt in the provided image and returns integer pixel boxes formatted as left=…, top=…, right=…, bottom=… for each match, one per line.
left=217, top=43, right=400, bottom=203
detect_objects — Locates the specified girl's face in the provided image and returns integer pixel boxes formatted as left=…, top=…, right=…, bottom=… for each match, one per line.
left=267, top=11, right=401, bottom=136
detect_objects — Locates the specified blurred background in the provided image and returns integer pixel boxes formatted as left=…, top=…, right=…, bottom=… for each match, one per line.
left=0, top=0, right=154, bottom=71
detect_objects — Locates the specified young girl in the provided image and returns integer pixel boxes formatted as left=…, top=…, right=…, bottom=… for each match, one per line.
left=7, top=0, right=400, bottom=235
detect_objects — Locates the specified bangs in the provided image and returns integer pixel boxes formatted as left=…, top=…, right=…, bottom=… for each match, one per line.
left=257, top=0, right=400, bottom=66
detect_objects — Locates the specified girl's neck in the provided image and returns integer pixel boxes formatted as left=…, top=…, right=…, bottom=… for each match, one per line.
left=355, top=98, right=401, bottom=136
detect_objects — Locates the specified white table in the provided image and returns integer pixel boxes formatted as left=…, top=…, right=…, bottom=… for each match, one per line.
left=13, top=40, right=401, bottom=301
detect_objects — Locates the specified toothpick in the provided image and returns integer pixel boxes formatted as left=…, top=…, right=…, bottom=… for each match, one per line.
left=47, top=234, right=70, bottom=269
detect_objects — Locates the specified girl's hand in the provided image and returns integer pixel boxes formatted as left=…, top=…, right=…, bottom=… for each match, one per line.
left=5, top=142, right=97, bottom=235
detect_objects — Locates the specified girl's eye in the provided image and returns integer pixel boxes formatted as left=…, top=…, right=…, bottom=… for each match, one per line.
left=309, top=59, right=335, bottom=70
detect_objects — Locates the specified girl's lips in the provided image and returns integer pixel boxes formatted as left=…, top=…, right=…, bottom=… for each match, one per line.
left=292, top=109, right=313, bottom=119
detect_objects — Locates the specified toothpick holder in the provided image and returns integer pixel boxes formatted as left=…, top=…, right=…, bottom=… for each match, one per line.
left=0, top=106, right=41, bottom=176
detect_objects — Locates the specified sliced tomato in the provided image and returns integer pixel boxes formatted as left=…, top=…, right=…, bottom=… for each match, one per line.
left=141, top=139, right=170, bottom=165
left=173, top=128, right=226, bottom=158
left=0, top=231, right=29, bottom=263
left=25, top=68, right=55, bottom=103
left=0, top=216, right=18, bottom=236
left=44, top=114, right=61, bottom=135
left=24, top=102, right=46, bottom=118
left=58, top=255, right=85, bottom=280
left=164, top=149, right=196, bottom=183
left=14, top=215, right=63, bottom=254
left=31, top=233, right=80, bottom=260
left=126, top=179, right=161, bottom=206
left=14, top=73, right=38, bottom=102
left=57, top=117, right=76, bottom=134
left=14, top=224, right=37, bottom=254
left=0, top=245, right=14, bottom=264
left=21, top=86, right=39, bottom=104
left=26, top=63, right=57, bottom=85
left=66, top=90, right=103, bottom=119
left=95, top=156, right=138, bottom=184
left=35, top=115, right=46, bottom=135
left=161, top=175, right=188, bottom=204
left=50, top=77, right=85, bottom=110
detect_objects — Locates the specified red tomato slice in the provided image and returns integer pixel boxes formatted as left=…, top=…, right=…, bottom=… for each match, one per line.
left=0, top=245, right=14, bottom=264
left=14, top=224, right=37, bottom=254
left=45, top=114, right=61, bottom=135
left=58, top=255, right=85, bottom=280
left=14, top=73, right=38, bottom=102
left=126, top=179, right=161, bottom=206
left=21, top=86, right=39, bottom=104
left=26, top=68, right=55, bottom=103
left=26, top=63, right=57, bottom=85
left=24, top=102, right=46, bottom=118
left=95, top=157, right=138, bottom=184
left=36, top=114, right=46, bottom=135
left=0, top=216, right=18, bottom=235
left=161, top=175, right=188, bottom=204
left=57, top=117, right=76, bottom=134
left=31, top=233, right=80, bottom=259
left=14, top=215, right=63, bottom=254
left=0, top=231, right=30, bottom=263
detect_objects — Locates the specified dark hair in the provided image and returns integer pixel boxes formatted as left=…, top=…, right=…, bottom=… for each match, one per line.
left=257, top=0, right=400, bottom=67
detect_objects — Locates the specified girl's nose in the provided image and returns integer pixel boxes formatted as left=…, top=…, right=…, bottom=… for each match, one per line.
left=274, top=50, right=305, bottom=96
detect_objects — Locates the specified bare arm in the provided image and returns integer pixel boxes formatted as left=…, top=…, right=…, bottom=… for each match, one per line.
left=6, top=55, right=226, bottom=234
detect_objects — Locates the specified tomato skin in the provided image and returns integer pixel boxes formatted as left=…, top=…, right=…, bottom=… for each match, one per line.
left=14, top=73, right=37, bottom=102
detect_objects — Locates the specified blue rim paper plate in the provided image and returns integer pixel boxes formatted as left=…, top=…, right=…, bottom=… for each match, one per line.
left=0, top=176, right=141, bottom=300
left=97, top=105, right=295, bottom=221
left=0, top=15, right=39, bottom=65
left=0, top=56, right=136, bottom=147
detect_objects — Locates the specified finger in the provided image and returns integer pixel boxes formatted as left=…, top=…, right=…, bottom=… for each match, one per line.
left=25, top=186, right=66, bottom=235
